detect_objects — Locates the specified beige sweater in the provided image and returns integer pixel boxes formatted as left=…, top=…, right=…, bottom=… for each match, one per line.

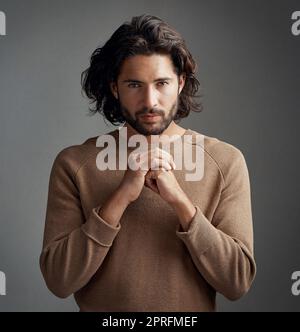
left=40, top=128, right=256, bottom=312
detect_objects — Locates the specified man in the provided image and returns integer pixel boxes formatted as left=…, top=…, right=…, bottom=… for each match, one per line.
left=40, top=14, right=256, bottom=312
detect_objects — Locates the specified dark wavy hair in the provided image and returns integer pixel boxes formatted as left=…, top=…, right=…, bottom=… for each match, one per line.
left=81, top=14, right=202, bottom=125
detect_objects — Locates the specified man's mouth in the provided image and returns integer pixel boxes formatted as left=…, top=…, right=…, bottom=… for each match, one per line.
left=140, top=114, right=161, bottom=122
left=141, top=114, right=160, bottom=117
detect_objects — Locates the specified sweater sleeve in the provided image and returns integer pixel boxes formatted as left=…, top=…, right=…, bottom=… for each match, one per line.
left=176, top=147, right=256, bottom=301
left=39, top=148, right=121, bottom=298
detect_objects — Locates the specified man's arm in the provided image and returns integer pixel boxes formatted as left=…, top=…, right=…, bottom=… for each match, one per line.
left=175, top=148, right=256, bottom=301
left=39, top=148, right=124, bottom=298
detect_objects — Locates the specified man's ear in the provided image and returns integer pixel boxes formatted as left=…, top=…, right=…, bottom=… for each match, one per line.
left=110, top=81, right=118, bottom=99
left=178, top=73, right=186, bottom=94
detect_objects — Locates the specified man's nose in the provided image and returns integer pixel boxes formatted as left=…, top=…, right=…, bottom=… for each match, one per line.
left=142, top=85, right=158, bottom=110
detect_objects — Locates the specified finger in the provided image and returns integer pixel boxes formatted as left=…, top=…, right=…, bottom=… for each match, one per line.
left=153, top=148, right=176, bottom=170
left=128, top=152, right=152, bottom=172
left=131, top=148, right=176, bottom=170
left=150, top=158, right=172, bottom=171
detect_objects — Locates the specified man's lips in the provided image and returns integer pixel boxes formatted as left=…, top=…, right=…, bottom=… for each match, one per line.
left=140, top=114, right=161, bottom=120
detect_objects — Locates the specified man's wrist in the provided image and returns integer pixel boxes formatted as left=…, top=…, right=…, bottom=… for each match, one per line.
left=115, top=185, right=134, bottom=206
left=171, top=193, right=196, bottom=232
left=98, top=187, right=131, bottom=227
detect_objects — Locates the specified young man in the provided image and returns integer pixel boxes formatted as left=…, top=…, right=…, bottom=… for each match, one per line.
left=40, top=14, right=256, bottom=311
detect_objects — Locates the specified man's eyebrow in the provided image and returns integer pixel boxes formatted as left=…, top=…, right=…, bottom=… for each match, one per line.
left=122, top=77, right=173, bottom=83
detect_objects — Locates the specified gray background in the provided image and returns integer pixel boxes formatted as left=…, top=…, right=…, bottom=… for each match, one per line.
left=0, top=0, right=299, bottom=311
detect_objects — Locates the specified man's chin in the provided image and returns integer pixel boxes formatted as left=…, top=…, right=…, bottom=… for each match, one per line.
left=142, top=126, right=167, bottom=136
left=132, top=122, right=165, bottom=136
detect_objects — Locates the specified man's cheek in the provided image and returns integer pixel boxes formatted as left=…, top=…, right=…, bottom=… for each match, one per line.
left=162, top=90, right=176, bottom=97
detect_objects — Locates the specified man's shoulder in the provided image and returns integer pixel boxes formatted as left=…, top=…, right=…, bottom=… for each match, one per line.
left=187, top=128, right=247, bottom=174
left=51, top=129, right=118, bottom=173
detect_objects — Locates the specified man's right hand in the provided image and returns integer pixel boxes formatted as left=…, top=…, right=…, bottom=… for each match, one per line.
left=118, top=147, right=176, bottom=203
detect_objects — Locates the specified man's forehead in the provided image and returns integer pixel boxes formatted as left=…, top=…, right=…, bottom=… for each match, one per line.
left=118, top=54, right=177, bottom=79
left=122, top=77, right=173, bottom=83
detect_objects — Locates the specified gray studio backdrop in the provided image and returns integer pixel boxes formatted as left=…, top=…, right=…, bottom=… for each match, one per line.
left=0, top=0, right=299, bottom=311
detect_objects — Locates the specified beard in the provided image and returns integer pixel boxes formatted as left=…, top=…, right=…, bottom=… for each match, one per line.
left=119, top=99, right=179, bottom=136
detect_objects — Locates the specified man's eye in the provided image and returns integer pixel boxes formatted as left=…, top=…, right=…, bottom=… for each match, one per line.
left=157, top=81, right=169, bottom=86
left=128, top=83, right=140, bottom=88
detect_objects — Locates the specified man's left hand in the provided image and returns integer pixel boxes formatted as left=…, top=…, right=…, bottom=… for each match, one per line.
left=144, top=169, right=185, bottom=205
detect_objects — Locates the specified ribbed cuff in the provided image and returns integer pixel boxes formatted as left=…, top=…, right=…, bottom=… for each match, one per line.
left=81, top=206, right=121, bottom=247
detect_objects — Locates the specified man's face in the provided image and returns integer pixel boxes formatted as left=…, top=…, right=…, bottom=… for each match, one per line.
left=111, top=54, right=185, bottom=135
